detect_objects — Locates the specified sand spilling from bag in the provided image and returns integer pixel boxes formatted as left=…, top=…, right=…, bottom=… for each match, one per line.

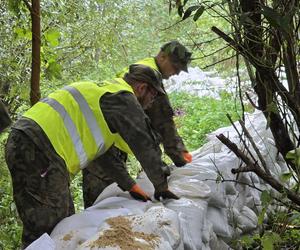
left=88, top=216, right=159, bottom=250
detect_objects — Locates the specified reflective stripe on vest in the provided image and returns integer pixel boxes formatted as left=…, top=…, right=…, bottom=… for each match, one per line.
left=63, top=86, right=105, bottom=155
left=41, top=97, right=88, bottom=167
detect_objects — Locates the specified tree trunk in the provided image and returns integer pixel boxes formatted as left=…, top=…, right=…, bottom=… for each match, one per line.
left=240, top=0, right=296, bottom=162
left=30, top=0, right=41, bottom=105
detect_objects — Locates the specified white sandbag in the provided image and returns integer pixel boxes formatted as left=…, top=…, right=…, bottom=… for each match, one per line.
left=208, top=231, right=232, bottom=250
left=249, top=172, right=260, bottom=184
left=228, top=206, right=258, bottom=235
left=78, top=206, right=180, bottom=250
left=94, top=183, right=132, bottom=204
left=237, top=206, right=258, bottom=233
left=192, top=140, right=223, bottom=158
left=169, top=178, right=211, bottom=198
left=208, top=187, right=227, bottom=208
left=51, top=196, right=156, bottom=249
left=92, top=196, right=149, bottom=214
left=170, top=164, right=228, bottom=208
left=165, top=198, right=208, bottom=250
left=202, top=220, right=214, bottom=244
left=51, top=206, right=133, bottom=249
left=177, top=212, right=197, bottom=250
left=25, top=233, right=55, bottom=250
left=225, top=182, right=237, bottom=195
left=170, top=164, right=216, bottom=177
left=207, top=206, right=232, bottom=238
left=245, top=191, right=261, bottom=211
left=51, top=202, right=181, bottom=249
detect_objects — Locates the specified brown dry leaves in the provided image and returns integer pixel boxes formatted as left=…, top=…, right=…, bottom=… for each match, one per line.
left=88, top=216, right=160, bottom=250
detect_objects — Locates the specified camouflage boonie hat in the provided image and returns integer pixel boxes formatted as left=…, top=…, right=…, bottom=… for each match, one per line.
left=161, top=40, right=192, bottom=72
left=127, top=64, right=165, bottom=95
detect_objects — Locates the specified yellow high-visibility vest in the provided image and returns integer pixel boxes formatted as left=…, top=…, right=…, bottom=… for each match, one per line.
left=24, top=78, right=134, bottom=174
left=116, top=57, right=159, bottom=78
left=113, top=57, right=159, bottom=153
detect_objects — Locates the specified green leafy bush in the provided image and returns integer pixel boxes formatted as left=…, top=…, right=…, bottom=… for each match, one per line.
left=169, top=91, right=250, bottom=151
left=0, top=132, right=22, bottom=250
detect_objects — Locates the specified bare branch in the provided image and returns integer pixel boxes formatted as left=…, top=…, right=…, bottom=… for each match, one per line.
left=235, top=53, right=245, bottom=121
left=226, top=113, right=258, bottom=164
left=238, top=119, right=271, bottom=175
left=216, top=133, right=300, bottom=206
left=202, top=54, right=236, bottom=69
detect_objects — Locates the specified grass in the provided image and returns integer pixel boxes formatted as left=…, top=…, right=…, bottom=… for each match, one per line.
left=169, top=91, right=251, bottom=151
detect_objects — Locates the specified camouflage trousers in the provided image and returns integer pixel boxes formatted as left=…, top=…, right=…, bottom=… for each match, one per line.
left=5, top=129, right=75, bottom=248
left=82, top=146, right=127, bottom=209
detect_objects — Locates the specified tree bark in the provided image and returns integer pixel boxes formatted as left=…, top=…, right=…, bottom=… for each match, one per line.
left=30, top=0, right=41, bottom=105
left=212, top=0, right=299, bottom=167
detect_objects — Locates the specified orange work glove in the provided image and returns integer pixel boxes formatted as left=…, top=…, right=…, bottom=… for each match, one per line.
left=183, top=152, right=192, bottom=163
left=129, top=184, right=152, bottom=202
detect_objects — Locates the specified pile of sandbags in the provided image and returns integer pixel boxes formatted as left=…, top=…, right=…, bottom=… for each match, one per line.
left=164, top=66, right=235, bottom=99
left=26, top=110, right=287, bottom=250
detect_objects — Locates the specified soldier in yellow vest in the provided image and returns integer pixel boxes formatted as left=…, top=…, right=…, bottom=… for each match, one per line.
left=5, top=64, right=179, bottom=248
left=121, top=41, right=193, bottom=165
left=83, top=41, right=193, bottom=208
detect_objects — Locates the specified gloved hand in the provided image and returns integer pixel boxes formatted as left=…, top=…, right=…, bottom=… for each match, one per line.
left=154, top=189, right=179, bottom=201
left=129, top=184, right=152, bottom=202
left=182, top=152, right=192, bottom=163
left=171, top=151, right=192, bottom=167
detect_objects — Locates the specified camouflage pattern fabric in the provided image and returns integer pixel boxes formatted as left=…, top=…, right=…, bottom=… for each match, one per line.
left=82, top=146, right=128, bottom=208
left=0, top=99, right=11, bottom=133
left=145, top=91, right=187, bottom=166
left=5, top=129, right=74, bottom=248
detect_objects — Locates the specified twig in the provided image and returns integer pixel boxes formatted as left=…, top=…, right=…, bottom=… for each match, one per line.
left=202, top=54, right=236, bottom=69
left=193, top=45, right=230, bottom=60
left=235, top=53, right=245, bottom=121
left=216, top=133, right=300, bottom=206
left=226, top=113, right=258, bottom=164
left=238, top=119, right=271, bottom=175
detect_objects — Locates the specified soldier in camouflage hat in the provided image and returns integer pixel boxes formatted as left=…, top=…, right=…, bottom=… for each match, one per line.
left=117, top=40, right=193, bottom=166
left=157, top=40, right=192, bottom=76
left=5, top=64, right=178, bottom=248
left=83, top=41, right=193, bottom=208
